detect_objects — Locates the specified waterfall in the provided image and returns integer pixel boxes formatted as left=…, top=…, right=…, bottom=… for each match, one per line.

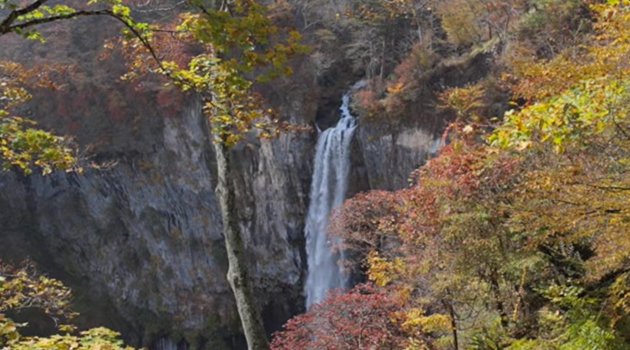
left=155, top=338, right=182, bottom=350
left=304, top=93, right=358, bottom=309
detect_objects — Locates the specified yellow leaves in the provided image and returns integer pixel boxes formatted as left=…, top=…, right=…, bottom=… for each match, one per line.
left=112, top=4, right=131, bottom=17
left=434, top=0, right=485, bottom=46
left=146, top=0, right=308, bottom=147
left=0, top=116, right=78, bottom=175
left=367, top=251, right=405, bottom=287
left=321, top=4, right=629, bottom=347
left=439, top=83, right=486, bottom=120
left=506, top=139, right=630, bottom=284
left=8, top=328, right=134, bottom=349
left=387, top=82, right=405, bottom=94
left=609, top=273, right=630, bottom=327
left=509, top=1, right=629, bottom=103
left=1, top=262, right=134, bottom=349
left=401, top=308, right=452, bottom=335
left=102, top=0, right=307, bottom=148
left=0, top=313, right=21, bottom=343
left=0, top=61, right=34, bottom=110
left=1, top=61, right=78, bottom=174
left=490, top=78, right=630, bottom=153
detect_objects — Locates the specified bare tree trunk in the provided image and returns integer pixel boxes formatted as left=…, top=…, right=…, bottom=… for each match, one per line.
left=214, top=136, right=269, bottom=350
left=443, top=299, right=459, bottom=350
left=489, top=270, right=509, bottom=329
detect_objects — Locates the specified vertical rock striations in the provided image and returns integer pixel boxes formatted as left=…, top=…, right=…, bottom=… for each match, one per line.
left=0, top=100, right=312, bottom=348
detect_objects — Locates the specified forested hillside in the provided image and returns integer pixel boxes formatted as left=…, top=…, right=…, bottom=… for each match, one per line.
left=1, top=0, right=628, bottom=349
left=273, top=1, right=630, bottom=349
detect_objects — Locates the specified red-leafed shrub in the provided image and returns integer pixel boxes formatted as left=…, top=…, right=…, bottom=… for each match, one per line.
left=354, top=87, right=383, bottom=117
left=270, top=284, right=407, bottom=350
left=329, top=190, right=401, bottom=262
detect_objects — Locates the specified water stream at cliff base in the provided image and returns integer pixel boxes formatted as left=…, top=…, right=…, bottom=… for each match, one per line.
left=304, top=93, right=357, bottom=309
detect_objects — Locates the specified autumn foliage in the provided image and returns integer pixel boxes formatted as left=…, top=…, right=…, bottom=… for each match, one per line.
left=0, top=261, right=133, bottom=349
left=0, top=61, right=77, bottom=174
left=276, top=2, right=630, bottom=349
left=271, top=284, right=409, bottom=350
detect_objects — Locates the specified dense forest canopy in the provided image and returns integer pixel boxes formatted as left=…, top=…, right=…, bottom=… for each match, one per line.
left=1, top=0, right=629, bottom=349
left=273, top=1, right=630, bottom=349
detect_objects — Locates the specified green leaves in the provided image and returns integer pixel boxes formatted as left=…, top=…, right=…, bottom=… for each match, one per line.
left=148, top=0, right=308, bottom=146
left=111, top=3, right=130, bottom=17
left=8, top=4, right=79, bottom=42
left=490, top=79, right=630, bottom=153
left=0, top=61, right=78, bottom=175
left=0, top=262, right=134, bottom=349
left=0, top=117, right=77, bottom=175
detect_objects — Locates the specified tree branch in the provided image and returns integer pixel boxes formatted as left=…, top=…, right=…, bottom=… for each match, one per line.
left=0, top=0, right=49, bottom=32
left=4, top=10, right=108, bottom=33
left=2, top=8, right=192, bottom=88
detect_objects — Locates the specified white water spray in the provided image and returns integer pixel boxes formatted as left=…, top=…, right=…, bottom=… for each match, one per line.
left=304, top=93, right=357, bottom=309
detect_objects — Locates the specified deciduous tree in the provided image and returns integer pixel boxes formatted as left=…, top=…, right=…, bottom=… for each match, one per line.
left=0, top=261, right=134, bottom=349
left=2, top=1, right=307, bottom=348
left=270, top=283, right=413, bottom=350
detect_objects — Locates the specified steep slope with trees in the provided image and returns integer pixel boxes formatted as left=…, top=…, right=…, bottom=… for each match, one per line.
left=3, top=0, right=622, bottom=349
left=273, top=1, right=630, bottom=349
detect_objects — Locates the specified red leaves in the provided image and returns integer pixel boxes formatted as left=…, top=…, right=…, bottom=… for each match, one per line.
left=330, top=124, right=522, bottom=255
left=329, top=190, right=400, bottom=257
left=271, top=284, right=406, bottom=350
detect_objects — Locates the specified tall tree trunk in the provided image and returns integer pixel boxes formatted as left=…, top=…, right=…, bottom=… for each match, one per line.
left=214, top=136, right=269, bottom=350
left=489, top=270, right=509, bottom=329
left=443, top=299, right=459, bottom=350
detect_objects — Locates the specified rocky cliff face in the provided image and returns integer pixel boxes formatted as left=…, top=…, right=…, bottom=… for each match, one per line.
left=0, top=94, right=442, bottom=350
left=0, top=5, right=464, bottom=349
left=1, top=101, right=230, bottom=346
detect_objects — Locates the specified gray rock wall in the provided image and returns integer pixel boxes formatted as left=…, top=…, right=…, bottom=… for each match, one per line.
left=0, top=9, right=449, bottom=349
left=0, top=89, right=441, bottom=349
left=1, top=101, right=239, bottom=347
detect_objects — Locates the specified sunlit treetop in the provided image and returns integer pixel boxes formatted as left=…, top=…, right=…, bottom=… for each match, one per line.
left=490, top=1, right=630, bottom=153
left=114, top=0, right=310, bottom=147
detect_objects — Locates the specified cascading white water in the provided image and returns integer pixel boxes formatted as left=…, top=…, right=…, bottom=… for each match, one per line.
left=155, top=338, right=180, bottom=350
left=304, top=93, right=358, bottom=309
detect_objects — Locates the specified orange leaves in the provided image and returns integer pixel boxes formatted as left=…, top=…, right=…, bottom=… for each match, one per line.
left=492, top=4, right=630, bottom=157
left=330, top=191, right=400, bottom=251
left=105, top=18, right=197, bottom=84
left=0, top=61, right=70, bottom=110
left=281, top=3, right=629, bottom=348
left=327, top=126, right=532, bottom=343
left=387, top=82, right=405, bottom=94
left=508, top=148, right=630, bottom=282
left=508, top=1, right=630, bottom=103
left=353, top=88, right=382, bottom=116
left=151, top=0, right=308, bottom=147
left=98, top=0, right=308, bottom=147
